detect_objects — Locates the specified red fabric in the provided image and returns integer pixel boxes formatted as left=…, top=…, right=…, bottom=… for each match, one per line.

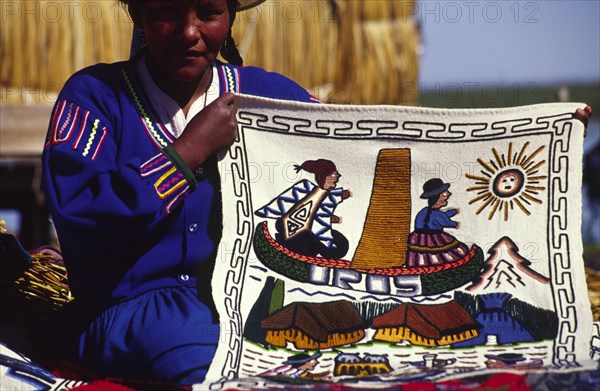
left=69, top=378, right=191, bottom=391
left=399, top=373, right=530, bottom=391
left=223, top=373, right=531, bottom=391
left=69, top=380, right=138, bottom=391
left=50, top=360, right=99, bottom=381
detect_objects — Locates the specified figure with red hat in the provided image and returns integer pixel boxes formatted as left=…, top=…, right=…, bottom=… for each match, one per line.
left=405, top=178, right=470, bottom=268
left=255, top=159, right=351, bottom=259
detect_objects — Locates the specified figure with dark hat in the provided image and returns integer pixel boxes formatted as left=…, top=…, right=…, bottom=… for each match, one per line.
left=255, top=159, right=351, bottom=259
left=484, top=353, right=543, bottom=369
left=260, top=352, right=329, bottom=380
left=405, top=178, right=469, bottom=268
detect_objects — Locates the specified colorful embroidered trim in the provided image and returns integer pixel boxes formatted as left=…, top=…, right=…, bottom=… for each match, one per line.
left=154, top=167, right=187, bottom=200
left=221, top=65, right=240, bottom=93
left=47, top=100, right=81, bottom=145
left=141, top=153, right=172, bottom=177
left=161, top=145, right=198, bottom=189
left=72, top=110, right=91, bottom=150
left=121, top=68, right=172, bottom=150
left=165, top=184, right=191, bottom=215
left=82, top=119, right=100, bottom=157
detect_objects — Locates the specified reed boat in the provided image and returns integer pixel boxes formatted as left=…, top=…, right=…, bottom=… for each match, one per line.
left=253, top=221, right=485, bottom=296
left=253, top=150, right=485, bottom=296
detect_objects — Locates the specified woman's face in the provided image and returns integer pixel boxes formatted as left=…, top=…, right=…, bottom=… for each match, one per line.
left=323, top=171, right=341, bottom=190
left=138, top=0, right=230, bottom=82
left=433, top=190, right=451, bottom=208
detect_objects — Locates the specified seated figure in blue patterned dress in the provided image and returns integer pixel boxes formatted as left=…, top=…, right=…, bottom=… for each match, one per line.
left=406, top=178, right=470, bottom=268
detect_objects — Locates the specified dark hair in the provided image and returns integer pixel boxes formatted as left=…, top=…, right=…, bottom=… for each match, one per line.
left=427, top=194, right=441, bottom=207
left=119, top=0, right=243, bottom=66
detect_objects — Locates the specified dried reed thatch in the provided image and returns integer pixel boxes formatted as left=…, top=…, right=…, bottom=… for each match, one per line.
left=1, top=0, right=132, bottom=103
left=233, top=0, right=420, bottom=104
left=2, top=0, right=419, bottom=105
left=587, top=267, right=600, bottom=321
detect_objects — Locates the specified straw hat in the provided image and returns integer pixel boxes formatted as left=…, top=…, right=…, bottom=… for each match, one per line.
left=120, top=0, right=265, bottom=12
left=237, top=0, right=266, bottom=11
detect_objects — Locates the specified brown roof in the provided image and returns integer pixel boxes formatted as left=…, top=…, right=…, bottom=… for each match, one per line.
left=261, top=300, right=366, bottom=342
left=371, top=301, right=480, bottom=339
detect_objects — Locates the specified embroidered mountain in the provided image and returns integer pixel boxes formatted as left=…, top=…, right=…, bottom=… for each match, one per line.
left=466, top=237, right=552, bottom=309
left=260, top=300, right=367, bottom=349
left=371, top=301, right=480, bottom=347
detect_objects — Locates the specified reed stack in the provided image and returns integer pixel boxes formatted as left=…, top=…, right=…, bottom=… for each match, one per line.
left=1, top=0, right=419, bottom=105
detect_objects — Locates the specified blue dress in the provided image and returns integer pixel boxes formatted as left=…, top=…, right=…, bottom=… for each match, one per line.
left=42, top=56, right=316, bottom=384
left=405, top=207, right=470, bottom=268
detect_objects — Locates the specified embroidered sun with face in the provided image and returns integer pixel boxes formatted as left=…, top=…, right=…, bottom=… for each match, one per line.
left=465, top=142, right=547, bottom=221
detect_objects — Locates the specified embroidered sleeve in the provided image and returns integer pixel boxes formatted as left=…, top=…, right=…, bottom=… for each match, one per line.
left=435, top=210, right=458, bottom=229
left=319, top=188, right=344, bottom=216
left=445, top=209, right=458, bottom=218
left=43, top=99, right=194, bottom=258
left=45, top=100, right=109, bottom=160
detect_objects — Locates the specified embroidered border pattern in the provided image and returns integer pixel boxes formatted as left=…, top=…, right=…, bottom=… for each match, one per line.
left=121, top=68, right=169, bottom=149
left=213, top=104, right=585, bottom=384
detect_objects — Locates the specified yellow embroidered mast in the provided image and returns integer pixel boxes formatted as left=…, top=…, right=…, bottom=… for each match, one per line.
left=352, top=149, right=412, bottom=269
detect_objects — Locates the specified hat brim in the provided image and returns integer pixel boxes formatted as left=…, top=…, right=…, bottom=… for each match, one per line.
left=283, top=352, right=322, bottom=365
left=420, top=183, right=450, bottom=199
left=484, top=354, right=525, bottom=363
left=237, top=0, right=266, bottom=11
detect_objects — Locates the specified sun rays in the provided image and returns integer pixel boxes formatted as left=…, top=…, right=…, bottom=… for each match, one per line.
left=465, top=142, right=547, bottom=221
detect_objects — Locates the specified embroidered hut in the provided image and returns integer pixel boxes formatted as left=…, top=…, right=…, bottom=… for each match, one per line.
left=452, top=293, right=535, bottom=348
left=334, top=353, right=393, bottom=377
left=371, top=301, right=480, bottom=347
left=261, top=300, right=367, bottom=349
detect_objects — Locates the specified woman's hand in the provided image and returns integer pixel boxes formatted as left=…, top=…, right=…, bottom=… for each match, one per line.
left=172, top=93, right=238, bottom=169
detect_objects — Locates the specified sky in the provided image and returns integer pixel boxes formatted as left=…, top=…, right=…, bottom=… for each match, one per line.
left=417, top=0, right=600, bottom=84
left=415, top=0, right=600, bottom=245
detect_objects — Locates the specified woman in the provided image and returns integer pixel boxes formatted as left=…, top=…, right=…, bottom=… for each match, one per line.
left=405, top=178, right=470, bottom=268
left=42, top=0, right=316, bottom=384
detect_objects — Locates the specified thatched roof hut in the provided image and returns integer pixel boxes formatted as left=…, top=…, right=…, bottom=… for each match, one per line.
left=233, top=0, right=420, bottom=104
left=1, top=0, right=419, bottom=105
left=371, top=301, right=480, bottom=347
left=261, top=300, right=367, bottom=349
